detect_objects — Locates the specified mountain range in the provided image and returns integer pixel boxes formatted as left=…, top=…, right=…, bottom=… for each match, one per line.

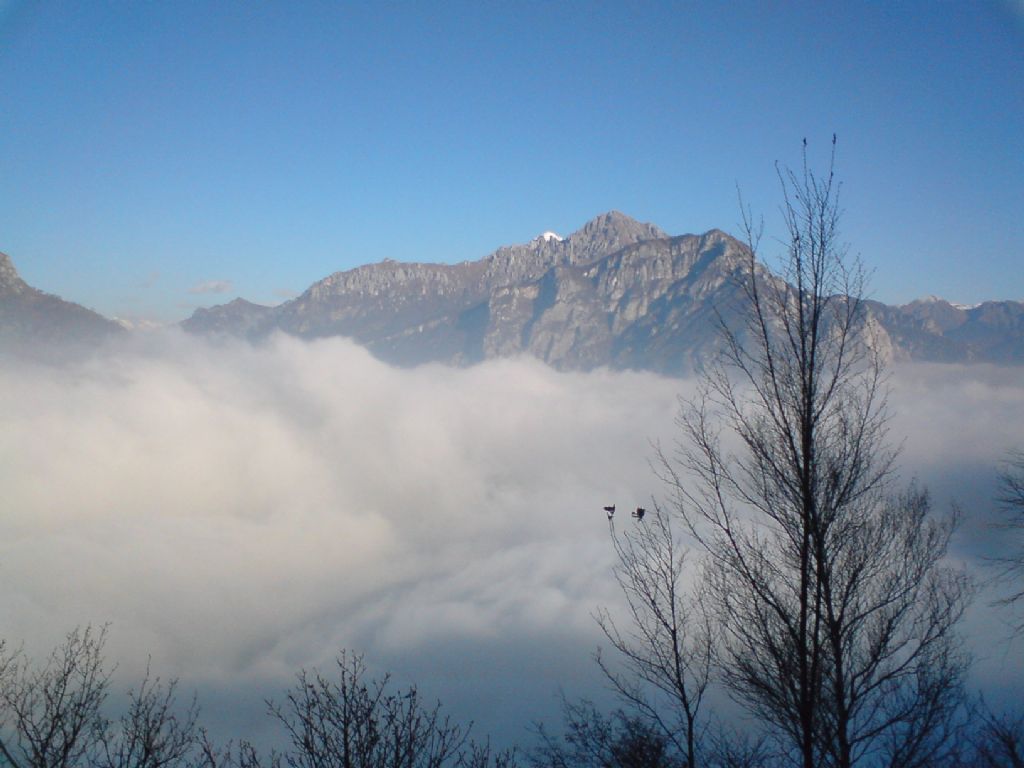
left=3, top=212, right=1022, bottom=372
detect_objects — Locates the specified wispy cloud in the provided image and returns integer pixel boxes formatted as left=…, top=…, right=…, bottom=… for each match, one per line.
left=189, top=279, right=233, bottom=294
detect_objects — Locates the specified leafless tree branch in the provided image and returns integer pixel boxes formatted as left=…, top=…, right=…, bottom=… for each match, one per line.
left=594, top=508, right=713, bottom=767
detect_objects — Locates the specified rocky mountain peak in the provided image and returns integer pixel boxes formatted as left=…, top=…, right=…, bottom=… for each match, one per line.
left=563, top=211, right=667, bottom=265
left=905, top=295, right=951, bottom=307
left=225, top=297, right=268, bottom=309
left=573, top=210, right=666, bottom=239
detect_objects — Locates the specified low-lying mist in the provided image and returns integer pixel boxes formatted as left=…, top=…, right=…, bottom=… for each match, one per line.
left=1, top=332, right=1021, bottom=746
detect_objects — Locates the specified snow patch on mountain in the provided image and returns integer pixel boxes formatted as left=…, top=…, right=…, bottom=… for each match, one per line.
left=908, top=295, right=980, bottom=312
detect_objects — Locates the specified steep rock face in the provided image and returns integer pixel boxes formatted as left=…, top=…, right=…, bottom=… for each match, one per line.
left=0, top=253, right=124, bottom=349
left=470, top=229, right=756, bottom=373
left=519, top=265, right=613, bottom=369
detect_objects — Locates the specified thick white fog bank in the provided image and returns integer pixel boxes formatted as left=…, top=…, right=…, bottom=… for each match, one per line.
left=889, top=363, right=1024, bottom=554
left=0, top=332, right=685, bottom=740
left=890, top=363, right=1024, bottom=470
left=1, top=336, right=1022, bottom=745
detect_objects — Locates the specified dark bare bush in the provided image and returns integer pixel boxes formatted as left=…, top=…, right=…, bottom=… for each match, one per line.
left=0, top=634, right=510, bottom=768
left=268, top=651, right=503, bottom=768
left=532, top=699, right=679, bottom=768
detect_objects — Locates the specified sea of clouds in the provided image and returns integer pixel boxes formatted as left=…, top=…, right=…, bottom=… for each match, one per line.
left=1, top=331, right=1021, bottom=747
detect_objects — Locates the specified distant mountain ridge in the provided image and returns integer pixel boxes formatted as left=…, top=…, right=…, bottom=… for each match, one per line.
left=3, top=214, right=1022, bottom=371
left=866, top=296, right=1024, bottom=364
left=0, top=252, right=124, bottom=350
left=180, top=211, right=1024, bottom=372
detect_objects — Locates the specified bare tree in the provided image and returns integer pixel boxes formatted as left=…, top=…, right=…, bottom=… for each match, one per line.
left=661, top=138, right=971, bottom=768
left=594, top=509, right=713, bottom=768
left=992, top=450, right=1024, bottom=626
left=268, top=651, right=471, bottom=768
left=0, top=626, right=111, bottom=768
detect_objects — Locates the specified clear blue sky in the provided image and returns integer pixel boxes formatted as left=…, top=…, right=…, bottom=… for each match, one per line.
left=1, top=1, right=1022, bottom=323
